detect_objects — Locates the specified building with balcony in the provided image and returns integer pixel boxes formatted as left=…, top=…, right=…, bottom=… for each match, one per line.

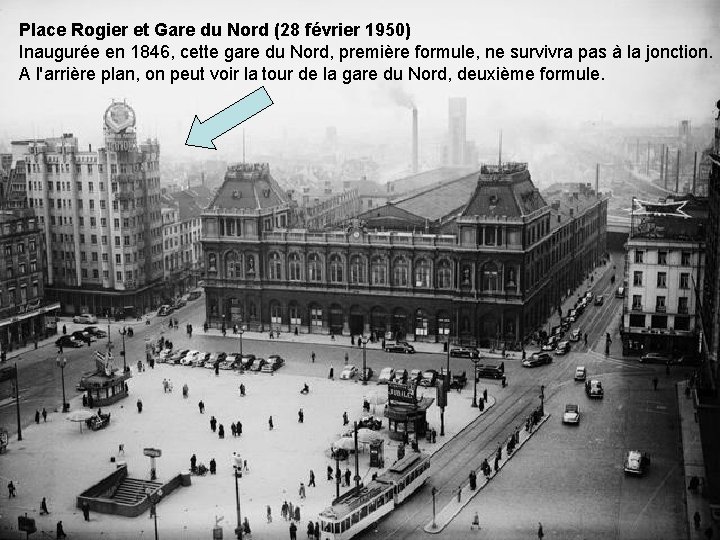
left=12, top=101, right=164, bottom=317
left=201, top=162, right=607, bottom=348
left=621, top=196, right=707, bottom=356
left=161, top=191, right=204, bottom=298
left=0, top=210, right=58, bottom=349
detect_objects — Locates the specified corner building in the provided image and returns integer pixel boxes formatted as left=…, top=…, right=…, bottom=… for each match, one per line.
left=14, top=102, right=164, bottom=316
left=201, top=162, right=607, bottom=347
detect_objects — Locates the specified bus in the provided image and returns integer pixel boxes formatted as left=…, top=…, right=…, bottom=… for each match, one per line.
left=318, top=452, right=431, bottom=540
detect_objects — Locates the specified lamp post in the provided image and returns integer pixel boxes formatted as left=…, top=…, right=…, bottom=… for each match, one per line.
left=146, top=487, right=162, bottom=540
left=471, top=358, right=479, bottom=408
left=539, top=384, right=545, bottom=416
left=431, top=486, right=437, bottom=529
left=56, top=357, right=68, bottom=412
left=119, top=327, right=127, bottom=372
left=233, top=465, right=243, bottom=539
left=238, top=327, right=244, bottom=357
left=360, top=336, right=369, bottom=385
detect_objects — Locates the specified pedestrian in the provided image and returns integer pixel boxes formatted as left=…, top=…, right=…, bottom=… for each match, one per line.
left=82, top=394, right=88, bottom=407
left=82, top=501, right=90, bottom=521
left=432, top=428, right=437, bottom=443
left=294, top=507, right=301, bottom=521
left=190, top=453, right=197, bottom=473
left=298, top=408, right=304, bottom=423
left=182, top=383, right=189, bottom=398
left=653, top=377, right=659, bottom=391
left=244, top=459, right=248, bottom=472
left=343, top=411, right=348, bottom=425
left=471, top=511, right=481, bottom=530
left=8, top=480, right=16, bottom=497
left=58, top=343, right=64, bottom=354
left=42, top=408, right=47, bottom=422
left=267, top=504, right=272, bottom=523
left=35, top=410, right=40, bottom=424
left=289, top=521, right=298, bottom=540
left=56, top=520, right=67, bottom=539
left=282, top=501, right=288, bottom=521
left=289, top=501, right=294, bottom=520
left=210, top=416, right=217, bottom=432
left=344, top=468, right=351, bottom=487
left=209, top=458, right=216, bottom=475
left=62, top=324, right=66, bottom=335
left=309, top=469, right=315, bottom=487
left=327, top=465, right=333, bottom=481
left=584, top=333, right=588, bottom=346
left=694, top=511, right=701, bottom=530
left=136, top=398, right=143, bottom=413
left=307, top=520, right=314, bottom=539
left=457, top=485, right=462, bottom=502
left=299, top=482, right=306, bottom=499
left=218, top=424, right=225, bottom=439
left=314, top=521, right=320, bottom=540
left=40, top=497, right=49, bottom=514
left=329, top=365, right=334, bottom=379
left=237, top=421, right=243, bottom=436
left=344, top=352, right=349, bottom=365
left=483, top=388, right=488, bottom=403
left=215, top=362, right=220, bottom=376
left=469, top=470, right=477, bottom=490
left=239, top=383, right=246, bottom=396
left=231, top=423, right=237, bottom=437
left=198, top=400, right=205, bottom=414
left=311, top=351, right=315, bottom=363
left=538, top=522, right=544, bottom=539
left=269, top=416, right=274, bottom=430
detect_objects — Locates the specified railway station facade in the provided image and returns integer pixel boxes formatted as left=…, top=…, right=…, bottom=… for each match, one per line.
left=201, top=162, right=608, bottom=349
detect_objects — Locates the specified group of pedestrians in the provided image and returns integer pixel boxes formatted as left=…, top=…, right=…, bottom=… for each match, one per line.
left=34, top=408, right=48, bottom=424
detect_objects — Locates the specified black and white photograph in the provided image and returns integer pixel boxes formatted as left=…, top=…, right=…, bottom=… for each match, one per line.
left=0, top=0, right=719, bottom=538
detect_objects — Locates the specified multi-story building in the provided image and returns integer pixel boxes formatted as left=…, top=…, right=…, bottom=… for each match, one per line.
left=621, top=196, right=707, bottom=356
left=0, top=210, right=58, bottom=349
left=160, top=192, right=204, bottom=297
left=201, top=162, right=607, bottom=347
left=12, top=101, right=164, bottom=317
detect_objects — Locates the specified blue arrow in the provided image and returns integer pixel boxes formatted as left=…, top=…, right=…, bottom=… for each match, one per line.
left=185, top=87, right=273, bottom=150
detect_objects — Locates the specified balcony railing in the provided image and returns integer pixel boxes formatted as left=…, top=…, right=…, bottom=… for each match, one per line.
left=655, top=306, right=666, bottom=313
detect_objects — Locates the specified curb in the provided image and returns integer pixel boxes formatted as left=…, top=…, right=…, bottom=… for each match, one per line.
left=423, top=413, right=551, bottom=533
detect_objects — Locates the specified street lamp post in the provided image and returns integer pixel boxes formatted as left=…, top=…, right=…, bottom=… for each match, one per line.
left=431, top=486, right=437, bottom=529
left=472, top=358, right=478, bottom=408
left=238, top=327, right=244, bottom=357
left=360, top=336, right=368, bottom=385
left=233, top=465, right=243, bottom=540
left=146, top=487, right=162, bottom=540
left=56, top=357, right=68, bottom=412
left=539, top=385, right=545, bottom=416
left=119, top=328, right=127, bottom=372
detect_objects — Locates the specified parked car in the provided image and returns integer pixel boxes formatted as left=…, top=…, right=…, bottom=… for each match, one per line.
left=187, top=289, right=202, bottom=301
left=555, top=341, right=571, bottom=355
left=174, top=297, right=187, bottom=309
left=574, top=366, right=587, bottom=381
left=340, top=365, right=358, bottom=379
left=73, top=313, right=98, bottom=324
left=377, top=367, right=395, bottom=384
left=567, top=310, right=578, bottom=323
left=570, top=328, right=581, bottom=342
left=671, top=354, right=701, bottom=367
left=585, top=379, right=604, bottom=398
left=157, top=305, right=174, bottom=317
left=170, top=349, right=190, bottom=364
left=194, top=352, right=212, bottom=367
left=584, top=290, right=594, bottom=302
left=450, top=371, right=468, bottom=390
left=393, top=368, right=409, bottom=383
left=450, top=347, right=477, bottom=358
left=249, top=358, right=266, bottom=371
left=594, top=294, right=605, bottom=306
left=84, top=326, right=107, bottom=338
left=239, top=354, right=256, bottom=369
left=615, top=286, right=625, bottom=298
left=262, top=356, right=285, bottom=372
left=156, top=349, right=172, bottom=363
left=384, top=342, right=415, bottom=354
left=408, top=369, right=423, bottom=384
left=523, top=352, right=553, bottom=367
left=624, top=450, right=651, bottom=476
left=70, top=331, right=94, bottom=344
left=420, top=369, right=438, bottom=387
left=639, top=352, right=670, bottom=364
left=219, top=353, right=240, bottom=370
left=562, top=404, right=580, bottom=425
left=182, top=351, right=200, bottom=366
left=56, top=335, right=84, bottom=348
left=541, top=335, right=560, bottom=351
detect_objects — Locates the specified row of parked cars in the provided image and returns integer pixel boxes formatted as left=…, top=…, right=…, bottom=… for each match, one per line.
left=156, top=349, right=285, bottom=373
left=56, top=326, right=108, bottom=348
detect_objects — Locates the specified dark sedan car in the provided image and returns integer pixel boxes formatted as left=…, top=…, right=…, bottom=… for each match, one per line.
left=384, top=342, right=415, bottom=354
left=56, top=335, right=84, bottom=348
left=450, top=347, right=477, bottom=358
left=70, top=331, right=94, bottom=345
left=522, top=352, right=553, bottom=367
left=84, top=326, right=107, bottom=338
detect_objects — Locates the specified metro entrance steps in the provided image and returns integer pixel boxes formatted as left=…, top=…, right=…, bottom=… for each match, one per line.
left=111, top=478, right=164, bottom=504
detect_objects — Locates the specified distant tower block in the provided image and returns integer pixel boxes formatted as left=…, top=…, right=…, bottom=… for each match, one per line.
left=448, top=98, right=467, bottom=166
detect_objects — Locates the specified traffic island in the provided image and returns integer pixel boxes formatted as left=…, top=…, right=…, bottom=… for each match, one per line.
left=423, top=411, right=550, bottom=533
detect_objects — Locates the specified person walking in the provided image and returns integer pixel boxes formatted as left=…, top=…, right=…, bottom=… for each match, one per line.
left=81, top=501, right=90, bottom=521
left=231, top=423, right=237, bottom=437
left=653, top=377, right=659, bottom=391
left=8, top=480, right=16, bottom=497
left=40, top=497, right=49, bottom=514
left=236, top=421, right=243, bottom=436
left=289, top=521, right=298, bottom=540
left=218, top=424, right=225, bottom=439
left=298, top=408, right=304, bottom=423
left=538, top=522, right=544, bottom=539
left=343, top=411, right=349, bottom=425
left=344, top=468, right=351, bottom=487
left=267, top=504, right=273, bottom=523
left=56, top=520, right=67, bottom=539
left=299, top=482, right=306, bottom=499
left=327, top=465, right=334, bottom=481
left=314, top=521, right=320, bottom=540
left=35, top=410, right=40, bottom=424
left=311, top=351, right=316, bottom=363
left=62, top=324, right=66, bottom=335
left=210, top=416, right=217, bottom=432
left=42, top=408, right=47, bottom=422
left=309, top=470, right=315, bottom=487
left=136, top=398, right=143, bottom=413
left=198, top=400, right=205, bottom=414
left=190, top=453, right=197, bottom=473
left=269, top=416, right=274, bottom=430
left=483, top=388, right=488, bottom=403
left=694, top=511, right=702, bottom=530
left=209, top=458, right=217, bottom=475
left=584, top=333, right=588, bottom=346
left=329, top=365, right=334, bottom=379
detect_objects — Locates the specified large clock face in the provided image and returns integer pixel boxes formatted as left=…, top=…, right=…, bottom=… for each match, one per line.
left=104, top=103, right=136, bottom=133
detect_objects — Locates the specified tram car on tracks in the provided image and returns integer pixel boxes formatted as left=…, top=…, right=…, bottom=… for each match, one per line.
left=317, top=451, right=430, bottom=540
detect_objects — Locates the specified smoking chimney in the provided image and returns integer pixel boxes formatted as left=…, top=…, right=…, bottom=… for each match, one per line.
left=412, top=107, right=418, bottom=174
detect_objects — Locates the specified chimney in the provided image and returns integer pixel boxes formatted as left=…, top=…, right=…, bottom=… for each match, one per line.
left=412, top=107, right=418, bottom=174
left=692, top=151, right=698, bottom=195
left=201, top=172, right=205, bottom=187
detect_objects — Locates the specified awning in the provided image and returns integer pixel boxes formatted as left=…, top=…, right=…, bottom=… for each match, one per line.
left=0, top=302, right=60, bottom=328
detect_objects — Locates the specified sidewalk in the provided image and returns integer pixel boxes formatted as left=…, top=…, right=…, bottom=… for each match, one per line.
left=677, top=382, right=716, bottom=539
left=423, top=413, right=551, bottom=533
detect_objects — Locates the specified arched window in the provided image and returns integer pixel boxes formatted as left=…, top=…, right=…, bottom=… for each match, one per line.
left=414, top=259, right=431, bottom=288
left=289, top=302, right=301, bottom=325
left=208, top=252, right=217, bottom=273
left=270, top=302, right=282, bottom=324
left=349, top=255, right=365, bottom=284
left=310, top=304, right=323, bottom=326
left=225, top=252, right=238, bottom=278
left=371, top=256, right=387, bottom=286
left=268, top=252, right=282, bottom=280
left=393, top=257, right=408, bottom=287
left=481, top=262, right=499, bottom=291
left=437, top=260, right=452, bottom=289
left=415, top=309, right=429, bottom=336
left=308, top=253, right=322, bottom=282
left=288, top=253, right=301, bottom=281
left=329, top=254, right=344, bottom=283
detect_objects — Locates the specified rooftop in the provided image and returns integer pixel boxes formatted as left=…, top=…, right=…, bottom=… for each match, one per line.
left=209, top=163, right=288, bottom=212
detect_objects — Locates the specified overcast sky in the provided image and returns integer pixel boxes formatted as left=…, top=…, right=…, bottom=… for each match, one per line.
left=1, top=0, right=718, bottom=160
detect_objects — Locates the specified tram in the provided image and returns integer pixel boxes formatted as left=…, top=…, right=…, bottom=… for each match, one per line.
left=317, top=451, right=431, bottom=540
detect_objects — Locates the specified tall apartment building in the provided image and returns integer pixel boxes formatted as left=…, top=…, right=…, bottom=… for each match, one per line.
left=621, top=196, right=707, bottom=356
left=12, top=101, right=164, bottom=317
left=161, top=194, right=203, bottom=297
left=448, top=98, right=467, bottom=166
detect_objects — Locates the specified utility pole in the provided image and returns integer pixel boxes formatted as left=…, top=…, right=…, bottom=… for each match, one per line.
left=233, top=465, right=243, bottom=539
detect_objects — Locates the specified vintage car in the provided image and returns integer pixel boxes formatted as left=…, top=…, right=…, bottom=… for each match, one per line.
left=193, top=352, right=211, bottom=368
left=86, top=412, right=111, bottom=431
left=71, top=331, right=94, bottom=345
left=450, top=347, right=477, bottom=358
left=450, top=371, right=468, bottom=390
left=377, top=367, right=395, bottom=385
left=555, top=341, right=571, bottom=355
left=624, top=450, right=651, bottom=476
left=56, top=335, right=84, bottom=349
left=239, top=354, right=256, bottom=369
left=562, top=404, right=580, bottom=425
left=181, top=351, right=200, bottom=366
left=157, top=305, right=174, bottom=317
left=639, top=352, right=671, bottom=364
left=249, top=358, right=267, bottom=371
left=594, top=294, right=605, bottom=306
left=156, top=349, right=172, bottom=363
left=384, top=341, right=415, bottom=354
left=523, top=352, right=552, bottom=368
left=574, top=366, right=587, bottom=381
left=585, top=379, right=604, bottom=398
left=84, top=326, right=107, bottom=339
left=541, top=335, right=560, bottom=351
left=73, top=313, right=98, bottom=324
left=219, top=353, right=240, bottom=370
left=408, top=369, right=423, bottom=384
left=263, top=355, right=285, bottom=372
left=570, top=328, right=582, bottom=342
left=340, top=365, right=359, bottom=379
left=170, top=349, right=190, bottom=364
